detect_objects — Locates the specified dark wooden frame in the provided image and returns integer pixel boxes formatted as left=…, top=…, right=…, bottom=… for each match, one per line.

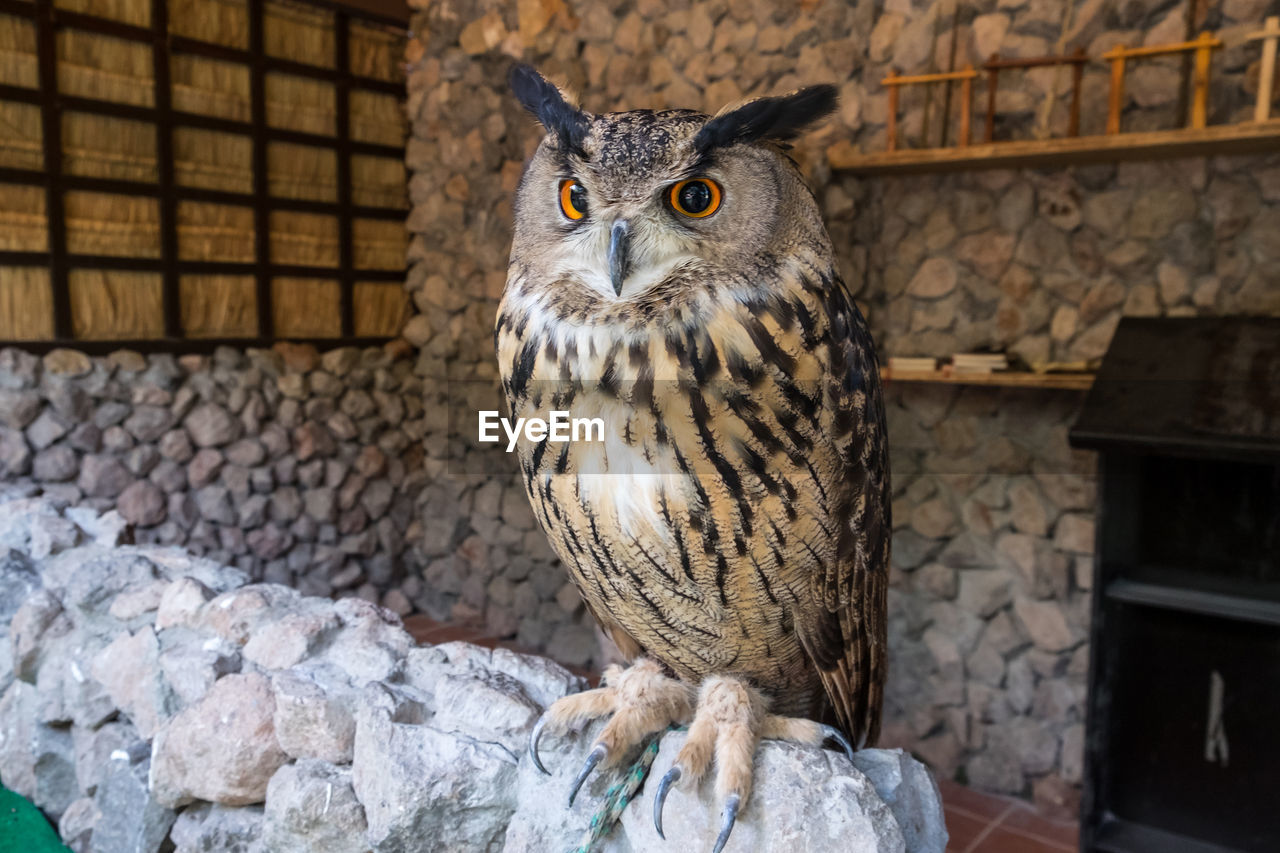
left=1070, top=317, right=1280, bottom=853
left=0, top=0, right=408, bottom=352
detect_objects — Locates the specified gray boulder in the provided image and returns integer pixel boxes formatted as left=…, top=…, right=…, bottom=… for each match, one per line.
left=72, top=720, right=139, bottom=798
left=89, top=748, right=176, bottom=853
left=59, top=796, right=99, bottom=852
left=618, top=734, right=909, bottom=853
left=150, top=672, right=290, bottom=807
left=351, top=682, right=518, bottom=852
left=271, top=666, right=359, bottom=764
left=0, top=498, right=81, bottom=559
left=502, top=718, right=633, bottom=853
left=35, top=630, right=115, bottom=728
left=261, top=759, right=369, bottom=853
left=0, top=548, right=41, bottom=623
left=90, top=626, right=172, bottom=738
left=169, top=803, right=264, bottom=853
left=852, top=748, right=949, bottom=853
left=0, top=680, right=78, bottom=820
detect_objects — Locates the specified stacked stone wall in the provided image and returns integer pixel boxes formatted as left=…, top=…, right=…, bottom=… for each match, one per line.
left=0, top=344, right=433, bottom=616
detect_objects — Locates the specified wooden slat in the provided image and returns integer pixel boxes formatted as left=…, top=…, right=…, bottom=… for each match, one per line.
left=829, top=120, right=1280, bottom=175
left=983, top=53, right=1089, bottom=70
left=880, top=368, right=1095, bottom=391
left=1250, top=17, right=1279, bottom=123
left=883, top=68, right=979, bottom=86
left=1102, top=34, right=1221, bottom=60
left=1107, top=52, right=1126, bottom=134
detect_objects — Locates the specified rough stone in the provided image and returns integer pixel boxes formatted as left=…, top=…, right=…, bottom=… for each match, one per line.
left=907, top=258, right=958, bottom=299
left=1013, top=598, right=1078, bottom=653
left=90, top=627, right=172, bottom=739
left=78, top=455, right=132, bottom=499
left=89, top=750, right=177, bottom=853
left=150, top=672, right=289, bottom=807
left=242, top=604, right=340, bottom=670
left=59, top=796, right=98, bottom=851
left=0, top=680, right=79, bottom=819
left=271, top=668, right=358, bottom=764
left=124, top=406, right=174, bottom=443
left=169, top=803, right=264, bottom=853
left=32, top=445, right=79, bottom=482
left=117, top=481, right=167, bottom=527
left=613, top=733, right=934, bottom=853
left=261, top=759, right=368, bottom=853
left=352, top=685, right=519, bottom=853
left=187, top=449, right=224, bottom=489
left=184, top=404, right=240, bottom=448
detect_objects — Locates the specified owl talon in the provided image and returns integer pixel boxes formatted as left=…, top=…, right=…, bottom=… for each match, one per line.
left=653, top=765, right=682, bottom=839
left=568, top=742, right=607, bottom=807
left=529, top=712, right=551, bottom=775
left=820, top=724, right=854, bottom=763
left=711, top=794, right=740, bottom=853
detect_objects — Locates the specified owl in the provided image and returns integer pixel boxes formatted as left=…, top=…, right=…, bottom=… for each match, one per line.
left=496, top=65, right=890, bottom=851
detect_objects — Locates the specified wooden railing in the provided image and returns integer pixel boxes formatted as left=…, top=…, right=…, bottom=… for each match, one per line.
left=1102, top=32, right=1222, bottom=133
left=982, top=50, right=1088, bottom=142
left=883, top=67, right=978, bottom=152
left=846, top=21, right=1280, bottom=175
left=1247, top=16, right=1280, bottom=122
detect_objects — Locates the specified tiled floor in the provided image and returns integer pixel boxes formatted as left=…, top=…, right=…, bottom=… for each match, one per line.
left=938, top=779, right=1079, bottom=852
left=403, top=616, right=1081, bottom=852
left=403, top=614, right=498, bottom=647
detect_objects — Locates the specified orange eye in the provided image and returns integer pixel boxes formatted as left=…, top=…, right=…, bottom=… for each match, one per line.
left=669, top=178, right=722, bottom=218
left=559, top=179, right=587, bottom=220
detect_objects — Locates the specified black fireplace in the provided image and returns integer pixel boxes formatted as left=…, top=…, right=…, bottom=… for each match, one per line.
left=1069, top=317, right=1280, bottom=853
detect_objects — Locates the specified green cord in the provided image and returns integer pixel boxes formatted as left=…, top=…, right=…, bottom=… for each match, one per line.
left=568, top=728, right=671, bottom=853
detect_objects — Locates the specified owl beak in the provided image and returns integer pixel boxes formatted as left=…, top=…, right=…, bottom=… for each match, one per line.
left=608, top=220, right=631, bottom=297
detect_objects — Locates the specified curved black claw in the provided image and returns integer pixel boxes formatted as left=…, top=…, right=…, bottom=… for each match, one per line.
left=528, top=713, right=551, bottom=775
left=821, top=724, right=855, bottom=763
left=567, top=743, right=607, bottom=808
left=653, top=765, right=682, bottom=840
left=711, top=793, right=740, bottom=853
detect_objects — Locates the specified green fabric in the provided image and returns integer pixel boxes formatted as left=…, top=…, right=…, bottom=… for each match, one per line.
left=570, top=732, right=664, bottom=853
left=571, top=725, right=689, bottom=853
left=0, top=785, right=71, bottom=853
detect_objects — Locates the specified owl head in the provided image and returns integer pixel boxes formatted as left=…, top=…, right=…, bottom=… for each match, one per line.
left=507, top=65, right=837, bottom=307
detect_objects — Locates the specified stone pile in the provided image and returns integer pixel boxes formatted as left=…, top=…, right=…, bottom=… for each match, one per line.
left=0, top=336, right=593, bottom=670
left=0, top=494, right=947, bottom=852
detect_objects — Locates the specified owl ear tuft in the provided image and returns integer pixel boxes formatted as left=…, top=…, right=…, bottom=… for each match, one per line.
left=694, top=85, right=838, bottom=152
left=509, top=64, right=589, bottom=156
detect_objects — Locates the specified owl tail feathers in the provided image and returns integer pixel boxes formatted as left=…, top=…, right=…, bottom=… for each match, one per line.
left=694, top=84, right=838, bottom=152
left=508, top=64, right=589, bottom=156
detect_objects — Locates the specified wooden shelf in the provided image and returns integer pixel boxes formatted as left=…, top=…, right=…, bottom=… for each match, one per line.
left=829, top=120, right=1280, bottom=175
left=881, top=368, right=1095, bottom=390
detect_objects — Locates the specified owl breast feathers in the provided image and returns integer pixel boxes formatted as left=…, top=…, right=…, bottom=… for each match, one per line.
left=496, top=66, right=890, bottom=747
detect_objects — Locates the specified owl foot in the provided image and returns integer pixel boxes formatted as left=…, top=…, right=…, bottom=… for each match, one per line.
left=526, top=657, right=695, bottom=806
left=652, top=676, right=855, bottom=853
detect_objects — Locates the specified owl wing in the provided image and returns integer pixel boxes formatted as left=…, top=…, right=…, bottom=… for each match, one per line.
left=792, top=273, right=891, bottom=748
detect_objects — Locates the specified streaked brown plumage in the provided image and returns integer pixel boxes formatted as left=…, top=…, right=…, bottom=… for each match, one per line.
left=497, top=65, right=890, bottom=845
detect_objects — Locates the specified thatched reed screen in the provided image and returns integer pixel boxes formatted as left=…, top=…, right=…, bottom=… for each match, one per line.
left=0, top=0, right=409, bottom=349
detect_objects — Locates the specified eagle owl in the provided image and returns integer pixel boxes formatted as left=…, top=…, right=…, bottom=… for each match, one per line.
left=496, top=65, right=890, bottom=850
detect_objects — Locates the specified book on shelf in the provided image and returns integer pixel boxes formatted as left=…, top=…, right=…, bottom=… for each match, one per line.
left=950, top=352, right=1009, bottom=374
left=887, top=356, right=939, bottom=372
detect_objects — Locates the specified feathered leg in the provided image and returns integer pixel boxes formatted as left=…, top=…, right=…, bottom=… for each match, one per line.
left=651, top=675, right=854, bottom=853
left=528, top=658, right=695, bottom=804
